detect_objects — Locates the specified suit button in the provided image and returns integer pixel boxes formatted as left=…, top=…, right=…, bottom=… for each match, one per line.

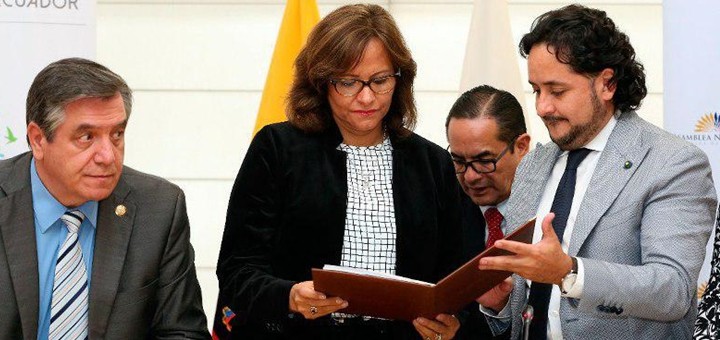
left=596, top=305, right=605, bottom=312
left=266, top=322, right=279, bottom=332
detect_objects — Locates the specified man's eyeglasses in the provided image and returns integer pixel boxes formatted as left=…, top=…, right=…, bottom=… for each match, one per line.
left=329, top=70, right=401, bottom=97
left=449, top=137, right=518, bottom=174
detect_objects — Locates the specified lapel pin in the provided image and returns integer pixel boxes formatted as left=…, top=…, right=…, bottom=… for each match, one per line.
left=115, top=204, right=127, bottom=217
left=623, top=161, right=633, bottom=169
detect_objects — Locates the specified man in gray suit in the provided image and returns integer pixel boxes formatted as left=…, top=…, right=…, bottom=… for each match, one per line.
left=477, top=5, right=717, bottom=339
left=0, top=58, right=210, bottom=339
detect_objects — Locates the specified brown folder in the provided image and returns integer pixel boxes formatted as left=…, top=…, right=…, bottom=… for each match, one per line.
left=312, top=218, right=535, bottom=321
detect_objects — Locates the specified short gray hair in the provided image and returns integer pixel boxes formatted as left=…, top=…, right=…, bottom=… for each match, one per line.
left=26, top=58, right=132, bottom=142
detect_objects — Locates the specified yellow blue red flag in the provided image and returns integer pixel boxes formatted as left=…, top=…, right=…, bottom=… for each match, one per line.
left=253, top=0, right=320, bottom=136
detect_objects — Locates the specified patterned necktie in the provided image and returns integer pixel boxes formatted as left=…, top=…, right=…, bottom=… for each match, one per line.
left=49, top=210, right=89, bottom=340
left=484, top=207, right=504, bottom=248
left=528, top=148, right=592, bottom=340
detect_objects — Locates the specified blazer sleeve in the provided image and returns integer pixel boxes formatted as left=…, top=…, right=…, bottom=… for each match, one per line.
left=578, top=144, right=717, bottom=320
left=216, top=126, right=295, bottom=325
left=151, top=190, right=211, bottom=339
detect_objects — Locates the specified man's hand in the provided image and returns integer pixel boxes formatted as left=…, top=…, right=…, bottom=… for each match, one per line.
left=478, top=213, right=573, bottom=285
left=476, top=277, right=513, bottom=313
left=289, top=281, right=348, bottom=319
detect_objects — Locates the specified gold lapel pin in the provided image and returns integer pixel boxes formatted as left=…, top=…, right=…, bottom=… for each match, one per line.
left=624, top=161, right=633, bottom=169
left=115, top=204, right=127, bottom=217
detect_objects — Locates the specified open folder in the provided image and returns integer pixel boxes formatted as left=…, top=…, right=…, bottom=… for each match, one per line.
left=312, top=218, right=536, bottom=321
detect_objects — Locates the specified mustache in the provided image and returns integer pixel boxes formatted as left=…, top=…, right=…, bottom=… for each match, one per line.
left=542, top=116, right=566, bottom=123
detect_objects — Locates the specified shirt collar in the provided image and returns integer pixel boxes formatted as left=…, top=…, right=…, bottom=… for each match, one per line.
left=479, top=199, right=508, bottom=218
left=30, top=159, right=98, bottom=233
left=582, top=112, right=618, bottom=152
left=337, top=135, right=393, bottom=152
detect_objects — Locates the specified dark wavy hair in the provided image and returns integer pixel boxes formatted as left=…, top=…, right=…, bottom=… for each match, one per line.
left=519, top=4, right=647, bottom=112
left=287, top=4, right=417, bottom=138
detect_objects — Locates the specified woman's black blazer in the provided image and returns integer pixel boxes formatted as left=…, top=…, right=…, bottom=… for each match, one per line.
left=216, top=122, right=465, bottom=337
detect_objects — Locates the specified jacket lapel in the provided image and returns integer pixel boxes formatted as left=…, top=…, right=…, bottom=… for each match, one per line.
left=88, top=175, right=135, bottom=337
left=391, top=136, right=435, bottom=281
left=569, top=113, right=648, bottom=255
left=506, top=143, right=561, bottom=232
left=391, top=146, right=416, bottom=277
left=0, top=153, right=39, bottom=340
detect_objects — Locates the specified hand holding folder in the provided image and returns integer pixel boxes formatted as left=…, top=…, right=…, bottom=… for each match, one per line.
left=312, top=218, right=536, bottom=321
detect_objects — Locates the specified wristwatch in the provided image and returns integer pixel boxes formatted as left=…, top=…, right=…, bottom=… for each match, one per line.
left=560, top=256, right=578, bottom=295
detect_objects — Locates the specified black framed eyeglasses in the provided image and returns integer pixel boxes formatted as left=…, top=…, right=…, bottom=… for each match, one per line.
left=449, top=136, right=518, bottom=174
left=329, top=70, right=401, bottom=97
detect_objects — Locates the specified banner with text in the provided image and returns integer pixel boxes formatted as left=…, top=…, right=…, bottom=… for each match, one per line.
left=0, top=0, right=95, bottom=159
left=664, top=0, right=720, bottom=292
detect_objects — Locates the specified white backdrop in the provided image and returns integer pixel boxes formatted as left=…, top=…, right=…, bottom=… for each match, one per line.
left=664, top=0, right=720, bottom=289
left=0, top=0, right=666, bottom=327
left=0, top=0, right=95, bottom=160
left=94, top=0, right=664, bottom=323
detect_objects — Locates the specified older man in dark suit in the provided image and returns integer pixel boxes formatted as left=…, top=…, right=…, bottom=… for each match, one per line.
left=0, top=58, right=209, bottom=339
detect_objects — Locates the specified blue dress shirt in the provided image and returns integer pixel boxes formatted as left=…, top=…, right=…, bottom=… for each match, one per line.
left=31, top=160, right=98, bottom=340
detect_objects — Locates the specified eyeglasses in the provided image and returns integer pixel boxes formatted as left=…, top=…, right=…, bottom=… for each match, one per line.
left=449, top=137, right=518, bottom=174
left=329, top=70, right=401, bottom=97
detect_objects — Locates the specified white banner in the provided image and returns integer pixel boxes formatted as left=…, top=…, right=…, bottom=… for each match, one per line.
left=663, top=0, right=720, bottom=292
left=0, top=0, right=95, bottom=159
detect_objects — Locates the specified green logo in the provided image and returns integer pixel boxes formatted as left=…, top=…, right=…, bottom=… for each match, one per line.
left=5, top=127, right=17, bottom=144
left=0, top=125, right=19, bottom=159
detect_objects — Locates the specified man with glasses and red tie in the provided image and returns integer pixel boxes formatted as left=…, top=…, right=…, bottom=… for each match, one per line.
left=445, top=85, right=531, bottom=339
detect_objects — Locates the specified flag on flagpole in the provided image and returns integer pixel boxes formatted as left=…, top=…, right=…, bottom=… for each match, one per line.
left=253, top=0, right=320, bottom=136
left=460, top=0, right=532, bottom=136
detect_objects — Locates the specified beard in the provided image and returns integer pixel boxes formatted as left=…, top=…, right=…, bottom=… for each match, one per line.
left=550, top=89, right=609, bottom=150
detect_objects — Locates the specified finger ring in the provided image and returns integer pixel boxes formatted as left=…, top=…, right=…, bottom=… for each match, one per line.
left=309, top=306, right=318, bottom=315
left=435, top=334, right=442, bottom=340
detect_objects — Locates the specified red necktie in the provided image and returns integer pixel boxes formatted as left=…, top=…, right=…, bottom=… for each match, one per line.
left=484, top=207, right=504, bottom=248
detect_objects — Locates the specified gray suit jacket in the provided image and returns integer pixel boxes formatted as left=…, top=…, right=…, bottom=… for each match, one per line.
left=0, top=152, right=210, bottom=339
left=501, top=112, right=717, bottom=339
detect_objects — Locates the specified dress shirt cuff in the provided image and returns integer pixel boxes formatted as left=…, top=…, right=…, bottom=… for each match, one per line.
left=480, top=302, right=511, bottom=336
left=479, top=299, right=511, bottom=319
left=561, top=257, right=585, bottom=298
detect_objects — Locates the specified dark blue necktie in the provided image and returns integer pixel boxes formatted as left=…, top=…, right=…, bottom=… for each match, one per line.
left=527, top=148, right=591, bottom=340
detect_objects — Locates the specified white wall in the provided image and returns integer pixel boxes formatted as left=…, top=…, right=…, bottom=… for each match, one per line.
left=96, top=0, right=662, bottom=326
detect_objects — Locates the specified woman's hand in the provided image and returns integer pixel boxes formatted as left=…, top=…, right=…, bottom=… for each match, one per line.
left=289, top=281, right=348, bottom=319
left=413, top=314, right=459, bottom=340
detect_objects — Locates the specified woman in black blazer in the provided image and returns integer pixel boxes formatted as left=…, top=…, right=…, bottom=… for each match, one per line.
left=217, top=4, right=464, bottom=340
